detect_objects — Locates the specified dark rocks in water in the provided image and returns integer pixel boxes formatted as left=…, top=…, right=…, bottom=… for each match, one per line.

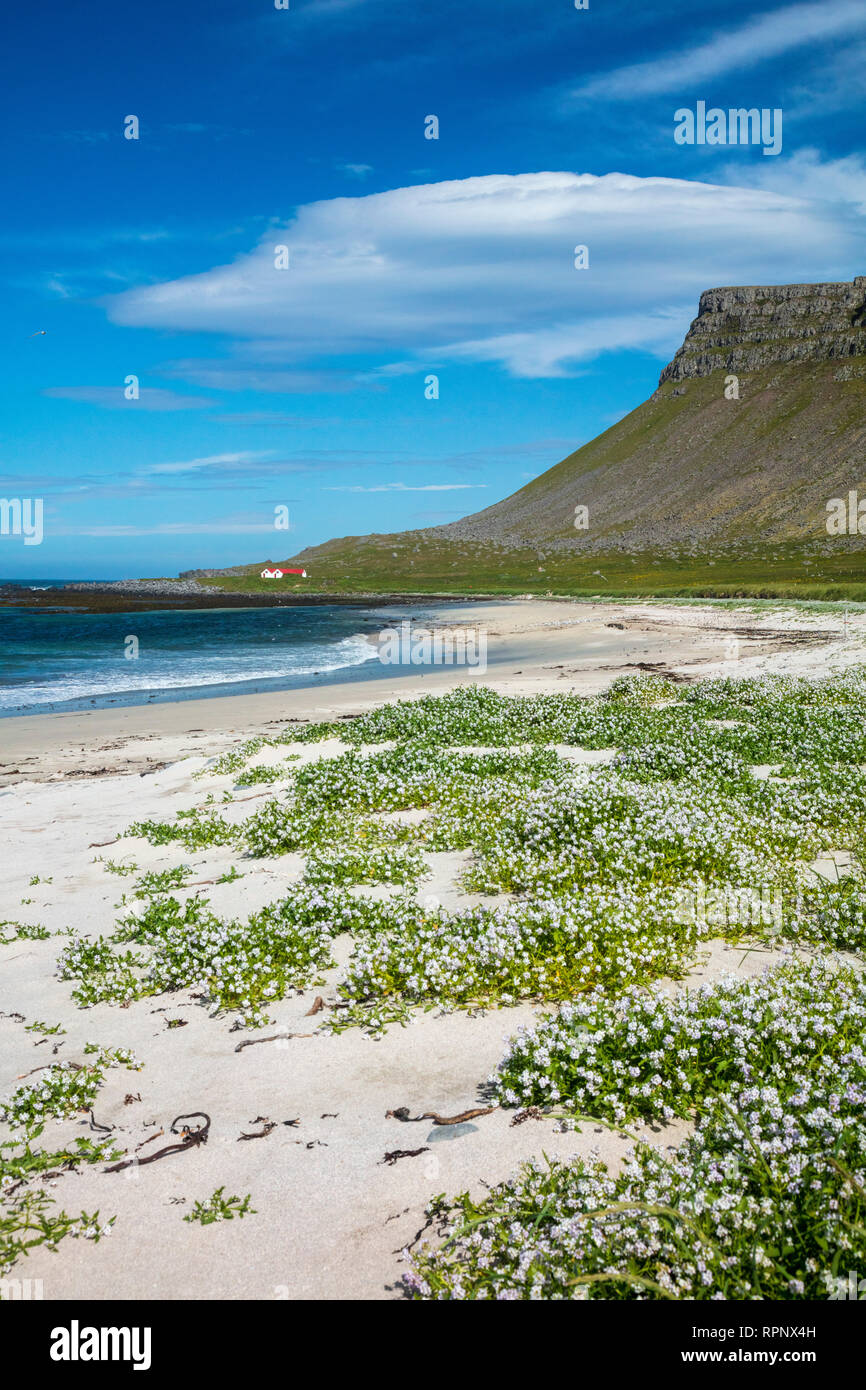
left=65, top=578, right=218, bottom=596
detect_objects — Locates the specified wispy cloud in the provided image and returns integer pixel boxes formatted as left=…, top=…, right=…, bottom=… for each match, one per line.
left=67, top=519, right=279, bottom=537
left=568, top=0, right=866, bottom=100
left=723, top=147, right=866, bottom=216
left=57, top=129, right=110, bottom=145
left=337, top=162, right=373, bottom=179
left=157, top=362, right=365, bottom=394
left=141, top=451, right=272, bottom=476
left=324, top=482, right=488, bottom=493
left=43, top=386, right=212, bottom=411
left=291, top=0, right=373, bottom=18
left=163, top=122, right=253, bottom=140
left=437, top=314, right=682, bottom=379
left=212, top=411, right=344, bottom=426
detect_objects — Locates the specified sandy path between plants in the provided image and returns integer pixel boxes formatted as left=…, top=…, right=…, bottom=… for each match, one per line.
left=0, top=597, right=862, bottom=1300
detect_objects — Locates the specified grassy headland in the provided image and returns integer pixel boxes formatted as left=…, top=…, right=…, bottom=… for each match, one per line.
left=199, top=539, right=866, bottom=603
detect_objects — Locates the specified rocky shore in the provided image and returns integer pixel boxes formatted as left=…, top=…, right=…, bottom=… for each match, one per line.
left=63, top=578, right=219, bottom=596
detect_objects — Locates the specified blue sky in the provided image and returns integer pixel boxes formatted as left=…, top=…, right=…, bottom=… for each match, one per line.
left=2, top=0, right=865, bottom=578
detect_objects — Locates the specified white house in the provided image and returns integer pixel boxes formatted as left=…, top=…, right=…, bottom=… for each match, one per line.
left=261, top=567, right=307, bottom=579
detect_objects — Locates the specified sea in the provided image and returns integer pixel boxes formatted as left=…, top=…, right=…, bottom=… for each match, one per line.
left=0, top=583, right=469, bottom=717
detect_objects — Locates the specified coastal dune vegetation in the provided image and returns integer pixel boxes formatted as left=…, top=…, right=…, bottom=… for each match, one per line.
left=4, top=672, right=866, bottom=1297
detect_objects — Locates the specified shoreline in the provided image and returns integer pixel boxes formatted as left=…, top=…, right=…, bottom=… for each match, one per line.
left=1, top=597, right=859, bottom=787
left=0, top=584, right=517, bottom=614
left=8, top=581, right=866, bottom=616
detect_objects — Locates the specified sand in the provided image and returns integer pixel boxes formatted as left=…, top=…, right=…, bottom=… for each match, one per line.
left=0, top=597, right=862, bottom=1300
left=0, top=597, right=855, bottom=786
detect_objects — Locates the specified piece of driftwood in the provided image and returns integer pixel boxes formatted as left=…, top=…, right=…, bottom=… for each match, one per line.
left=380, top=1147, right=429, bottom=1166
left=104, top=1113, right=210, bottom=1172
left=386, top=1105, right=496, bottom=1126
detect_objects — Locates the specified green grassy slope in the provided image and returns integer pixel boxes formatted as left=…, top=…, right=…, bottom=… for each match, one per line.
left=200, top=541, right=866, bottom=602
left=199, top=358, right=866, bottom=600
left=384, top=360, right=866, bottom=548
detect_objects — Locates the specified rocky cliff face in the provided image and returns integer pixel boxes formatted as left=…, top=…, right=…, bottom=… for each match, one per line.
left=659, top=276, right=866, bottom=382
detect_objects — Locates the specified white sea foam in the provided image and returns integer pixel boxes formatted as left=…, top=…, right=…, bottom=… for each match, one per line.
left=0, top=633, right=377, bottom=711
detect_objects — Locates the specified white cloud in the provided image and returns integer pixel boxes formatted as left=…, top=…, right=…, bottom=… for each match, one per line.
left=437, top=313, right=685, bottom=379
left=157, top=362, right=363, bottom=394
left=107, top=169, right=866, bottom=381
left=723, top=148, right=866, bottom=216
left=142, top=451, right=272, bottom=476
left=338, top=163, right=374, bottom=179
left=43, top=386, right=212, bottom=411
left=325, top=482, right=487, bottom=492
left=293, top=0, right=370, bottom=16
left=569, top=0, right=866, bottom=100
left=67, top=520, right=278, bottom=537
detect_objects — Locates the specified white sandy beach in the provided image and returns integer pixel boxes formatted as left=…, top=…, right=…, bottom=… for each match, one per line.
left=1, top=597, right=863, bottom=1300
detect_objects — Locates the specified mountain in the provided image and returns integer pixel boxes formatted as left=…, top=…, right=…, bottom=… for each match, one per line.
left=190, top=276, right=866, bottom=598
left=302, top=276, right=866, bottom=553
